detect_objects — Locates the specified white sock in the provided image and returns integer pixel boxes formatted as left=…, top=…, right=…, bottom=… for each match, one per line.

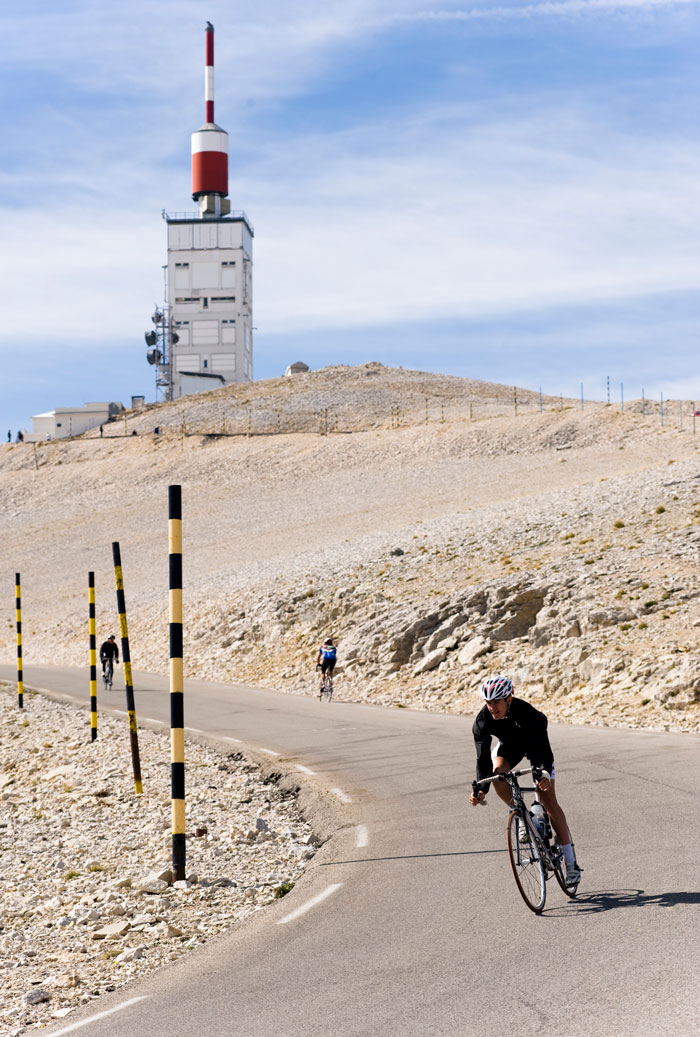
left=561, top=842, right=575, bottom=866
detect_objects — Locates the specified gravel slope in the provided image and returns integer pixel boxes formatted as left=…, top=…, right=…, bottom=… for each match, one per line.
left=1, top=363, right=699, bottom=733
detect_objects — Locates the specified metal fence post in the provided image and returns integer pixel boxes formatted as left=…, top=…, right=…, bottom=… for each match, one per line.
left=660, top=392, right=664, bottom=427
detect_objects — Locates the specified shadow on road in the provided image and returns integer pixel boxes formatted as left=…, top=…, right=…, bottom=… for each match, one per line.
left=321, top=848, right=505, bottom=866
left=549, top=888, right=700, bottom=915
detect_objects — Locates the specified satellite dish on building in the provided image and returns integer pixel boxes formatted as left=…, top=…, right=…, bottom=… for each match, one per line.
left=146, top=348, right=162, bottom=366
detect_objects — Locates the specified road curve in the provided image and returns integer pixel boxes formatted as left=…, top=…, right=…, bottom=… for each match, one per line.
left=3, top=665, right=699, bottom=1037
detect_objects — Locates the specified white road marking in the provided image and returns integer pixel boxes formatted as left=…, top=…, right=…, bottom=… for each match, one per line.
left=332, top=788, right=352, bottom=803
left=296, top=764, right=315, bottom=775
left=143, top=717, right=161, bottom=724
left=186, top=727, right=204, bottom=734
left=46, top=997, right=148, bottom=1035
left=355, top=824, right=369, bottom=847
left=259, top=748, right=280, bottom=756
left=277, top=884, right=343, bottom=924
left=223, top=737, right=242, bottom=743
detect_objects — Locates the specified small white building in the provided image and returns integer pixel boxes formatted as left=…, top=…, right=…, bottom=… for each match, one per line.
left=27, top=402, right=123, bottom=442
left=285, top=361, right=309, bottom=376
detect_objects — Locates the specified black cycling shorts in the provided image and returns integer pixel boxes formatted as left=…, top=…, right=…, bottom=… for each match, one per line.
left=492, top=742, right=555, bottom=780
left=321, top=658, right=336, bottom=674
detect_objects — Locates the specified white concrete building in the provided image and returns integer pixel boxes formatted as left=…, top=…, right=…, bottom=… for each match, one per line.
left=165, top=212, right=253, bottom=399
left=27, top=402, right=123, bottom=442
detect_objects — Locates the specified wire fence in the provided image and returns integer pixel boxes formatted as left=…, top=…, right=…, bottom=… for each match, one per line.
left=9, top=380, right=700, bottom=446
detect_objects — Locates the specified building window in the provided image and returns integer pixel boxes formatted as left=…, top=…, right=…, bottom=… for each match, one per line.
left=222, top=261, right=235, bottom=267
left=174, top=321, right=190, bottom=326
left=211, top=296, right=235, bottom=302
left=203, top=359, right=208, bottom=369
left=202, top=298, right=208, bottom=308
left=175, top=297, right=199, bottom=303
left=222, top=319, right=236, bottom=324
left=175, top=262, right=190, bottom=268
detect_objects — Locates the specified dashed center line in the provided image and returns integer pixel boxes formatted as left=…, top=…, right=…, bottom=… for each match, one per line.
left=355, top=824, right=369, bottom=847
left=296, top=764, right=315, bottom=775
left=332, top=788, right=352, bottom=804
left=277, top=884, right=343, bottom=924
left=47, top=997, right=149, bottom=1035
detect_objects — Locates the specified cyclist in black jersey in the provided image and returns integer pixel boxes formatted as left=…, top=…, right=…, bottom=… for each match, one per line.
left=468, top=674, right=581, bottom=886
left=99, top=635, right=119, bottom=675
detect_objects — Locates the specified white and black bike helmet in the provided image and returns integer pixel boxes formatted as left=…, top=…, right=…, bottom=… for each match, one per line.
left=480, top=675, right=513, bottom=700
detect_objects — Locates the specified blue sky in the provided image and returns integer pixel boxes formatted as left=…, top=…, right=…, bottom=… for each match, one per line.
left=2, top=0, right=700, bottom=433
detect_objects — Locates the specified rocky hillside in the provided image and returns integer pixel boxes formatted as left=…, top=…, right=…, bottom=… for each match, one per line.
left=2, top=363, right=699, bottom=733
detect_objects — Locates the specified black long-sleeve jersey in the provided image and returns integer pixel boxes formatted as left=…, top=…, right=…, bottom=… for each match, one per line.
left=100, top=640, right=119, bottom=661
left=472, top=697, right=554, bottom=792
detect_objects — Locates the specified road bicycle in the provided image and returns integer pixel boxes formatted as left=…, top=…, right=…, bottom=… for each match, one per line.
left=472, top=765, right=580, bottom=914
left=102, top=657, right=114, bottom=690
left=317, top=667, right=333, bottom=702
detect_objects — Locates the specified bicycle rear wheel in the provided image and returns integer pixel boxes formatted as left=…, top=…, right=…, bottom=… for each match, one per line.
left=553, top=841, right=579, bottom=898
left=507, top=810, right=547, bottom=914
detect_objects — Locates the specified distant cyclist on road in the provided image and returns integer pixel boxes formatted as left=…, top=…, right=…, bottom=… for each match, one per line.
left=316, top=637, right=337, bottom=693
left=99, top=635, right=119, bottom=676
left=468, top=674, right=581, bottom=887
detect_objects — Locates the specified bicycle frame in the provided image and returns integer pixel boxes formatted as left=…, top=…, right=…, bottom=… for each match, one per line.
left=472, top=766, right=576, bottom=912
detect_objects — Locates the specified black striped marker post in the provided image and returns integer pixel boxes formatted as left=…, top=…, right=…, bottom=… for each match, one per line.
left=112, top=542, right=143, bottom=794
left=15, top=573, right=23, bottom=709
left=89, top=572, right=97, bottom=741
left=169, top=485, right=186, bottom=881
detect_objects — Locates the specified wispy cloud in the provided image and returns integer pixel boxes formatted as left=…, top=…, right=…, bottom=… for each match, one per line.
left=378, top=0, right=700, bottom=28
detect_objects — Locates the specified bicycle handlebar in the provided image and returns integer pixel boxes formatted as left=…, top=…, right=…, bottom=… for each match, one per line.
left=473, top=765, right=550, bottom=788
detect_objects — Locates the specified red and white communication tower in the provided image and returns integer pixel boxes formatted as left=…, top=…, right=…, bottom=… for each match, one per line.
left=191, top=21, right=230, bottom=216
left=147, top=21, right=254, bottom=402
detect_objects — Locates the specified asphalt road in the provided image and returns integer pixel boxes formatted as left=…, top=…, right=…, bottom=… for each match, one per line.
left=3, top=665, right=699, bottom=1037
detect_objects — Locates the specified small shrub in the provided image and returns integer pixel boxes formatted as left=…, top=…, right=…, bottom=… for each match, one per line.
left=584, top=558, right=594, bottom=565
left=641, top=698, right=650, bottom=706
left=656, top=506, right=665, bottom=514
left=64, top=870, right=80, bottom=880
left=394, top=702, right=407, bottom=708
left=620, top=623, right=631, bottom=631
left=273, top=882, right=295, bottom=899
left=638, top=621, right=648, bottom=630
left=641, top=582, right=649, bottom=589
left=661, top=590, right=671, bottom=601
left=613, top=520, right=625, bottom=529
left=88, top=864, right=104, bottom=873
left=644, top=601, right=658, bottom=609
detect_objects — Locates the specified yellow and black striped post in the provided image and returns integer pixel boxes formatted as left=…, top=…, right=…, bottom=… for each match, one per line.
left=169, top=485, right=186, bottom=881
left=89, top=572, right=97, bottom=741
left=112, top=542, right=143, bottom=794
left=15, top=573, right=23, bottom=709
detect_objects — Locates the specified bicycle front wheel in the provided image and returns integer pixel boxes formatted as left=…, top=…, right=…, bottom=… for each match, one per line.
left=507, top=810, right=547, bottom=914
